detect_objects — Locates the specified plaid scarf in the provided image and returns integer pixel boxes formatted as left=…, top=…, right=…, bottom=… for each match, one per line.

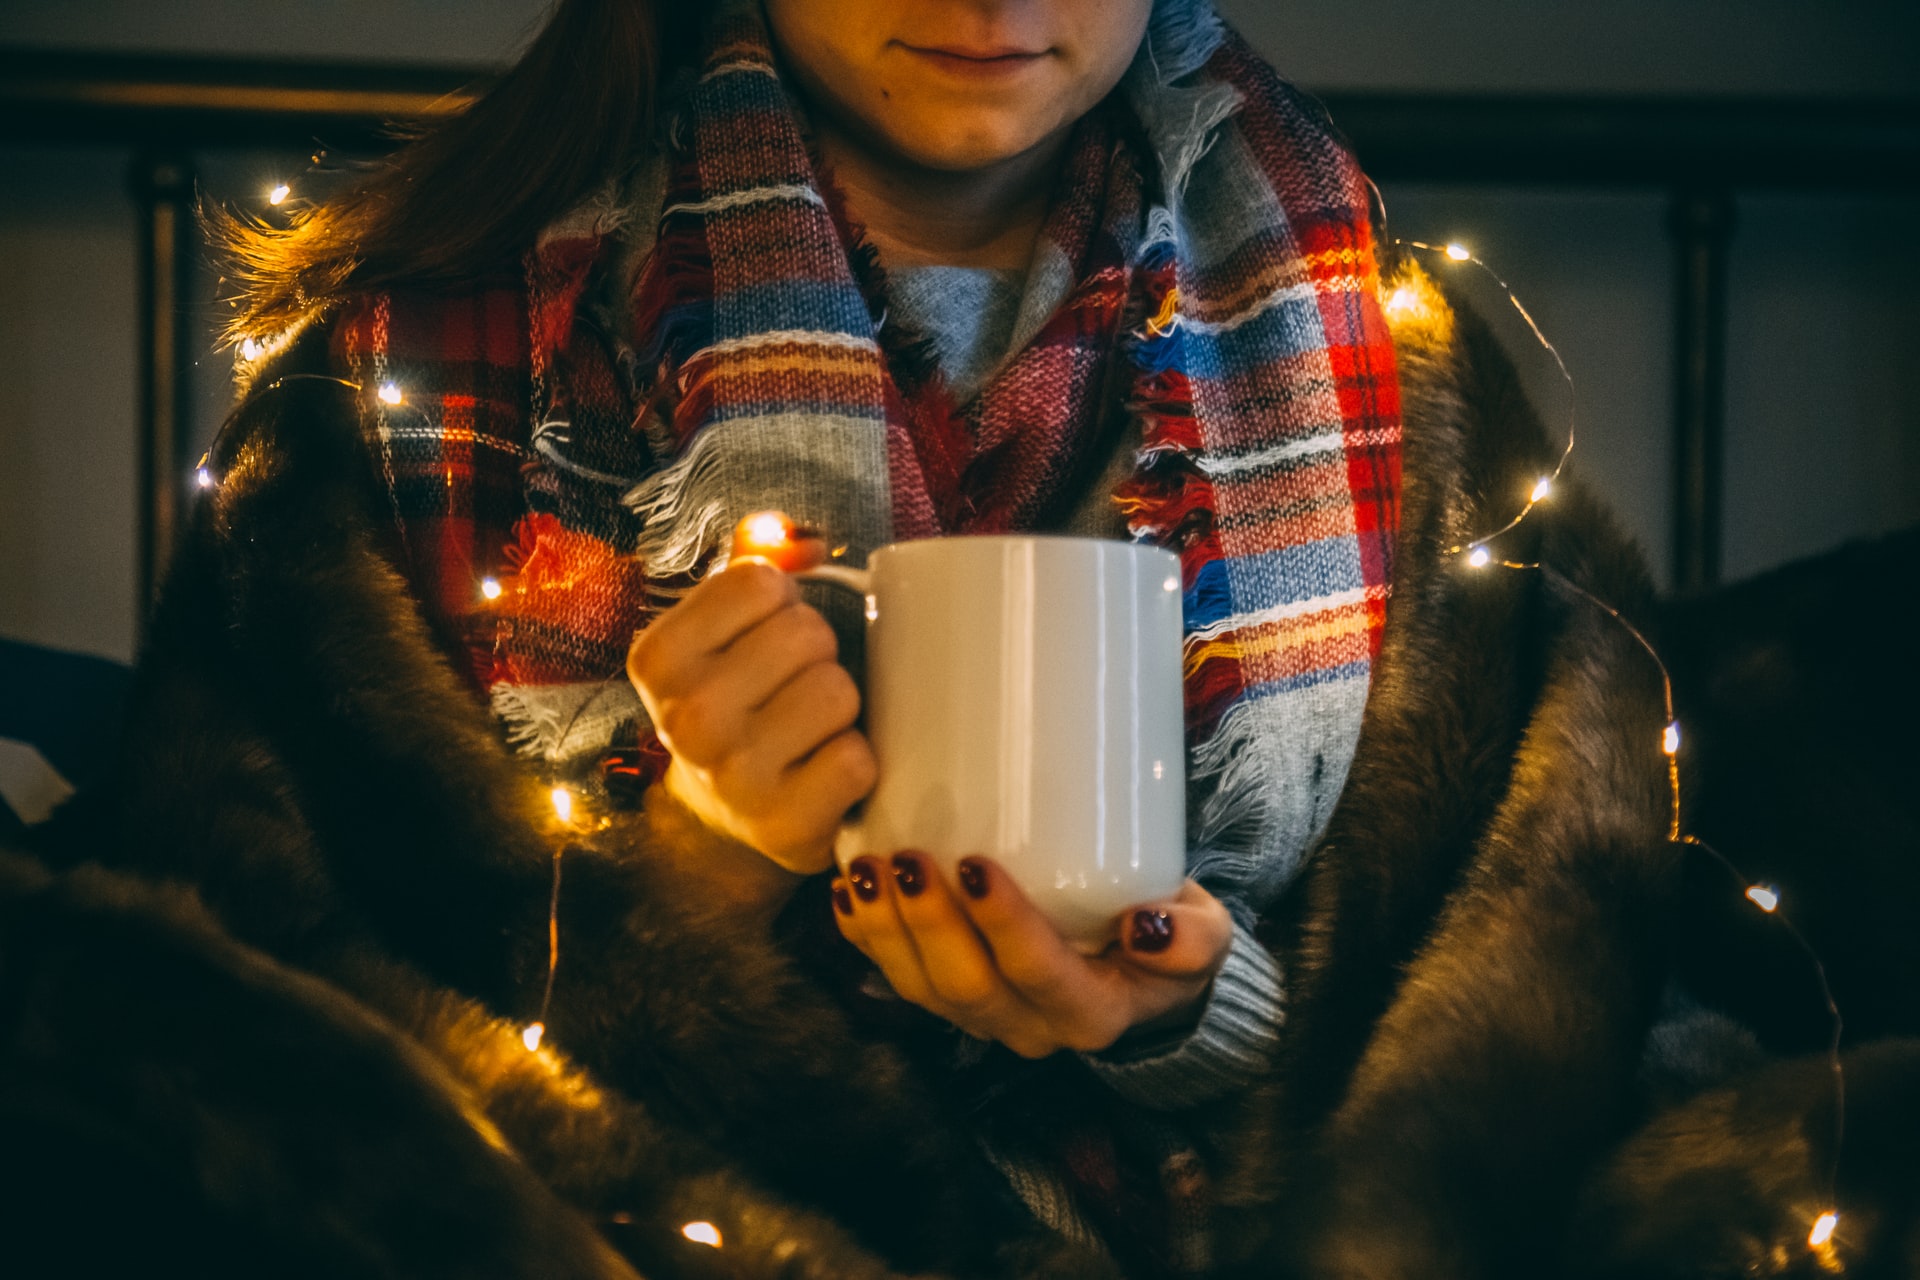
left=329, top=6, right=1399, bottom=1269
left=334, top=7, right=1400, bottom=905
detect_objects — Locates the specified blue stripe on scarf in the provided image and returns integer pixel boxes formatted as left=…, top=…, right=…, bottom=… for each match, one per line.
left=712, top=280, right=874, bottom=339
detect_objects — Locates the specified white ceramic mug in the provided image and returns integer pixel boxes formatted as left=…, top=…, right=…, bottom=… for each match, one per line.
left=802, top=535, right=1187, bottom=950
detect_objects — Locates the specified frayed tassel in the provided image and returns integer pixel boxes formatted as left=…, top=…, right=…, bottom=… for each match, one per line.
left=1139, top=0, right=1227, bottom=85
left=491, top=679, right=644, bottom=776
left=622, top=426, right=739, bottom=580
left=1183, top=682, right=1369, bottom=911
left=1124, top=9, right=1240, bottom=208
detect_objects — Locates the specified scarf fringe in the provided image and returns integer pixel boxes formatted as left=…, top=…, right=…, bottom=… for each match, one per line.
left=621, top=423, right=738, bottom=583
left=490, top=678, right=642, bottom=775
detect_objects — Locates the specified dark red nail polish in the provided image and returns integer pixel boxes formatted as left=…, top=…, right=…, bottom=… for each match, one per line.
left=848, top=857, right=882, bottom=902
left=1130, top=909, right=1174, bottom=953
left=831, top=881, right=853, bottom=916
left=957, top=858, right=989, bottom=900
left=891, top=854, right=926, bottom=898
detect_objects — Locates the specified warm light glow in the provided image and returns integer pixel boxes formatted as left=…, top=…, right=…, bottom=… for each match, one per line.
left=681, top=1222, right=723, bottom=1248
left=239, top=336, right=264, bottom=361
left=1809, top=1211, right=1838, bottom=1247
left=1531, top=477, right=1553, bottom=502
left=1663, top=720, right=1682, bottom=755
left=377, top=382, right=404, bottom=405
left=1385, top=285, right=1421, bottom=316
left=196, top=466, right=215, bottom=489
left=1445, top=242, right=1471, bottom=261
left=742, top=511, right=789, bottom=548
left=480, top=577, right=503, bottom=600
left=1467, top=547, right=1492, bottom=568
left=522, top=1022, right=545, bottom=1051
left=267, top=182, right=290, bottom=206
left=1746, top=884, right=1781, bottom=913
left=550, top=786, right=574, bottom=825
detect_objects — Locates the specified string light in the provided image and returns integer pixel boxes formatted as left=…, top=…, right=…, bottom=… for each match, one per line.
left=520, top=786, right=576, bottom=1052
left=377, top=382, right=404, bottom=406
left=196, top=464, right=215, bottom=489
left=480, top=577, right=503, bottom=600
left=267, top=182, right=290, bottom=206
left=1395, top=234, right=1848, bottom=1244
left=681, top=1222, right=723, bottom=1248
left=239, top=336, right=264, bottom=361
left=1384, top=285, right=1423, bottom=317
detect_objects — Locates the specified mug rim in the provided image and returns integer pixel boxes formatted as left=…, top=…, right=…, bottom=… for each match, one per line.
left=869, top=533, right=1177, bottom=564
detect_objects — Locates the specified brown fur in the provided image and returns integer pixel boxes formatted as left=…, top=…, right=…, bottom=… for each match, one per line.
left=6, top=260, right=1914, bottom=1278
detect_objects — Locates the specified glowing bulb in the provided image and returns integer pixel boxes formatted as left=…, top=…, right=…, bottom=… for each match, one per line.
left=267, top=183, right=290, bottom=206
left=1385, top=285, right=1420, bottom=316
left=480, top=577, right=503, bottom=600
left=377, top=382, right=404, bottom=405
left=196, top=466, right=215, bottom=489
left=1467, top=547, right=1492, bottom=568
left=550, top=786, right=574, bottom=825
left=1809, top=1211, right=1838, bottom=1247
left=1530, top=477, right=1553, bottom=502
left=521, top=1022, right=545, bottom=1051
left=239, top=336, right=264, bottom=361
left=681, top=1222, right=723, bottom=1248
left=1746, top=884, right=1780, bottom=913
left=1662, top=721, right=1682, bottom=755
left=1445, top=242, right=1471, bottom=262
left=743, top=512, right=789, bottom=548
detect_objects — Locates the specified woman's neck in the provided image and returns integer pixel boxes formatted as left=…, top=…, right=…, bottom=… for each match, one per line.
left=811, top=115, right=1066, bottom=271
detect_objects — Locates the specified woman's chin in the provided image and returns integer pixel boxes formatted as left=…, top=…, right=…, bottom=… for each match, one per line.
left=873, top=115, right=1069, bottom=175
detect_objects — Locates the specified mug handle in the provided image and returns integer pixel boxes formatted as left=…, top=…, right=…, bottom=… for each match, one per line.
left=792, top=562, right=874, bottom=869
left=791, top=563, right=871, bottom=595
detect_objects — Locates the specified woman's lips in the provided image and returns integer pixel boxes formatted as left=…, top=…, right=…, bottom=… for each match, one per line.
left=898, top=43, right=1051, bottom=78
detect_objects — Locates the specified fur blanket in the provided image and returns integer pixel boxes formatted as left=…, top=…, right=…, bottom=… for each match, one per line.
left=5, top=261, right=1916, bottom=1279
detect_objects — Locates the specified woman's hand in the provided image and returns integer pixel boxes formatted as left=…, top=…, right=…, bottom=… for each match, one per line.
left=626, top=533, right=876, bottom=889
left=832, top=855, right=1234, bottom=1058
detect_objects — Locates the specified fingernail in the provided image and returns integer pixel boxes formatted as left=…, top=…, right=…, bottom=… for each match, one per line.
left=891, top=854, right=926, bottom=898
left=1129, top=909, right=1174, bottom=953
left=848, top=857, right=882, bottom=903
left=957, top=858, right=989, bottom=900
left=831, top=880, right=853, bottom=916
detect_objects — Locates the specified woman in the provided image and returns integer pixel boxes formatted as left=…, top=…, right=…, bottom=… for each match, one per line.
left=13, top=0, right=1896, bottom=1276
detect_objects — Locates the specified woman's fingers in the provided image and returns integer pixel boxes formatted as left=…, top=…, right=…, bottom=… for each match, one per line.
left=1110, top=879, right=1236, bottom=980
left=834, top=855, right=1058, bottom=1056
left=748, top=731, right=875, bottom=872
left=832, top=859, right=1237, bottom=1057
left=944, top=858, right=1132, bottom=1052
left=627, top=560, right=794, bottom=703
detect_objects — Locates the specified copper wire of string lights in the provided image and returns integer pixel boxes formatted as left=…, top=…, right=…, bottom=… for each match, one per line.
left=1406, top=236, right=1848, bottom=1254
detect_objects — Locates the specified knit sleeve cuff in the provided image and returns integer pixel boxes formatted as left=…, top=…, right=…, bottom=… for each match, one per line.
left=1082, top=921, right=1285, bottom=1110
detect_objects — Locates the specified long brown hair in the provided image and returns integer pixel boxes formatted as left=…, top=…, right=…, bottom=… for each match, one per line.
left=213, top=0, right=704, bottom=338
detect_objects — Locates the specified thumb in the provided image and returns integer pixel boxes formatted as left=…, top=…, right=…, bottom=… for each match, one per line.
left=1115, top=879, right=1235, bottom=979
